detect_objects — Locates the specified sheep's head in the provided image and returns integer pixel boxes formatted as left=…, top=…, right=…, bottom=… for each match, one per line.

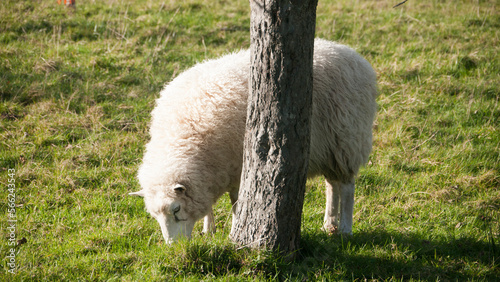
left=130, top=184, right=203, bottom=243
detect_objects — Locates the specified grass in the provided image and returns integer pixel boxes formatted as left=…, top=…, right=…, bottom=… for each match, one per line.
left=1, top=0, right=499, bottom=280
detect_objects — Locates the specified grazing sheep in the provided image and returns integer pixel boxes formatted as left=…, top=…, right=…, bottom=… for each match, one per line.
left=130, top=38, right=378, bottom=243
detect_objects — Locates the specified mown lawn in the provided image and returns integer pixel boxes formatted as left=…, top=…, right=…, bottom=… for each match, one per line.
left=1, top=0, right=498, bottom=280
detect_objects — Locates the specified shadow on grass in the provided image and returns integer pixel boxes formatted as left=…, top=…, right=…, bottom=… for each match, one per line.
left=297, top=230, right=498, bottom=280
left=165, top=230, right=498, bottom=280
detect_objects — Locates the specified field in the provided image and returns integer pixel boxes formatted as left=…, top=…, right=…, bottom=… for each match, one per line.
left=1, top=0, right=499, bottom=280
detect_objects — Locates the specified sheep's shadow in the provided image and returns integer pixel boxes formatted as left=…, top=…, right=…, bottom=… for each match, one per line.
left=294, top=229, right=498, bottom=280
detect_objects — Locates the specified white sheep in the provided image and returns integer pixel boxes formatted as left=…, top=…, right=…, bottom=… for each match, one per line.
left=130, top=38, right=378, bottom=243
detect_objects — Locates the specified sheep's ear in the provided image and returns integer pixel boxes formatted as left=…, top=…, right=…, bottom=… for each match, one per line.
left=129, top=190, right=145, bottom=197
left=173, top=184, right=186, bottom=193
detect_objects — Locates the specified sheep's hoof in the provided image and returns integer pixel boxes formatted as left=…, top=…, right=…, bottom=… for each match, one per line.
left=201, top=226, right=216, bottom=235
left=323, top=225, right=338, bottom=235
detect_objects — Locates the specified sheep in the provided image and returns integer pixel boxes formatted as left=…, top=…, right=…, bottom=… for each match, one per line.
left=130, top=38, right=378, bottom=243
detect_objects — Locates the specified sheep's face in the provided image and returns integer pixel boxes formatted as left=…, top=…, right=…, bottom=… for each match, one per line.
left=130, top=184, right=201, bottom=243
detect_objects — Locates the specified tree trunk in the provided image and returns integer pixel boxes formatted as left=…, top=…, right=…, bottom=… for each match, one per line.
left=230, top=0, right=318, bottom=256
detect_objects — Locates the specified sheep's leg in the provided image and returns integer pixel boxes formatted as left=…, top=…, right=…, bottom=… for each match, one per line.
left=339, top=180, right=355, bottom=235
left=323, top=179, right=341, bottom=233
left=229, top=189, right=239, bottom=235
left=202, top=209, right=216, bottom=234
left=323, top=178, right=355, bottom=235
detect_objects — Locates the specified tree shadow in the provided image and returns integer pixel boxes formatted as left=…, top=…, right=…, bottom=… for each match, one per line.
left=164, top=228, right=498, bottom=280
left=161, top=225, right=498, bottom=280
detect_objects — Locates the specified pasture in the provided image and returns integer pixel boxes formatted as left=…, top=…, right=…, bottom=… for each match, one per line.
left=0, top=0, right=498, bottom=280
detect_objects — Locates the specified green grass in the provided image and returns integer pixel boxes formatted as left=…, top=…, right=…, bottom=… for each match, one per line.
left=1, top=0, right=499, bottom=280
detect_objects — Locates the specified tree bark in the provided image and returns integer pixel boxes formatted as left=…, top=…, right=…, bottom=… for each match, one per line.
left=230, top=0, right=318, bottom=256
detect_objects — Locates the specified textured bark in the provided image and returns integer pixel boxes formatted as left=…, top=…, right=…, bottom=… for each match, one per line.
left=230, top=0, right=318, bottom=256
